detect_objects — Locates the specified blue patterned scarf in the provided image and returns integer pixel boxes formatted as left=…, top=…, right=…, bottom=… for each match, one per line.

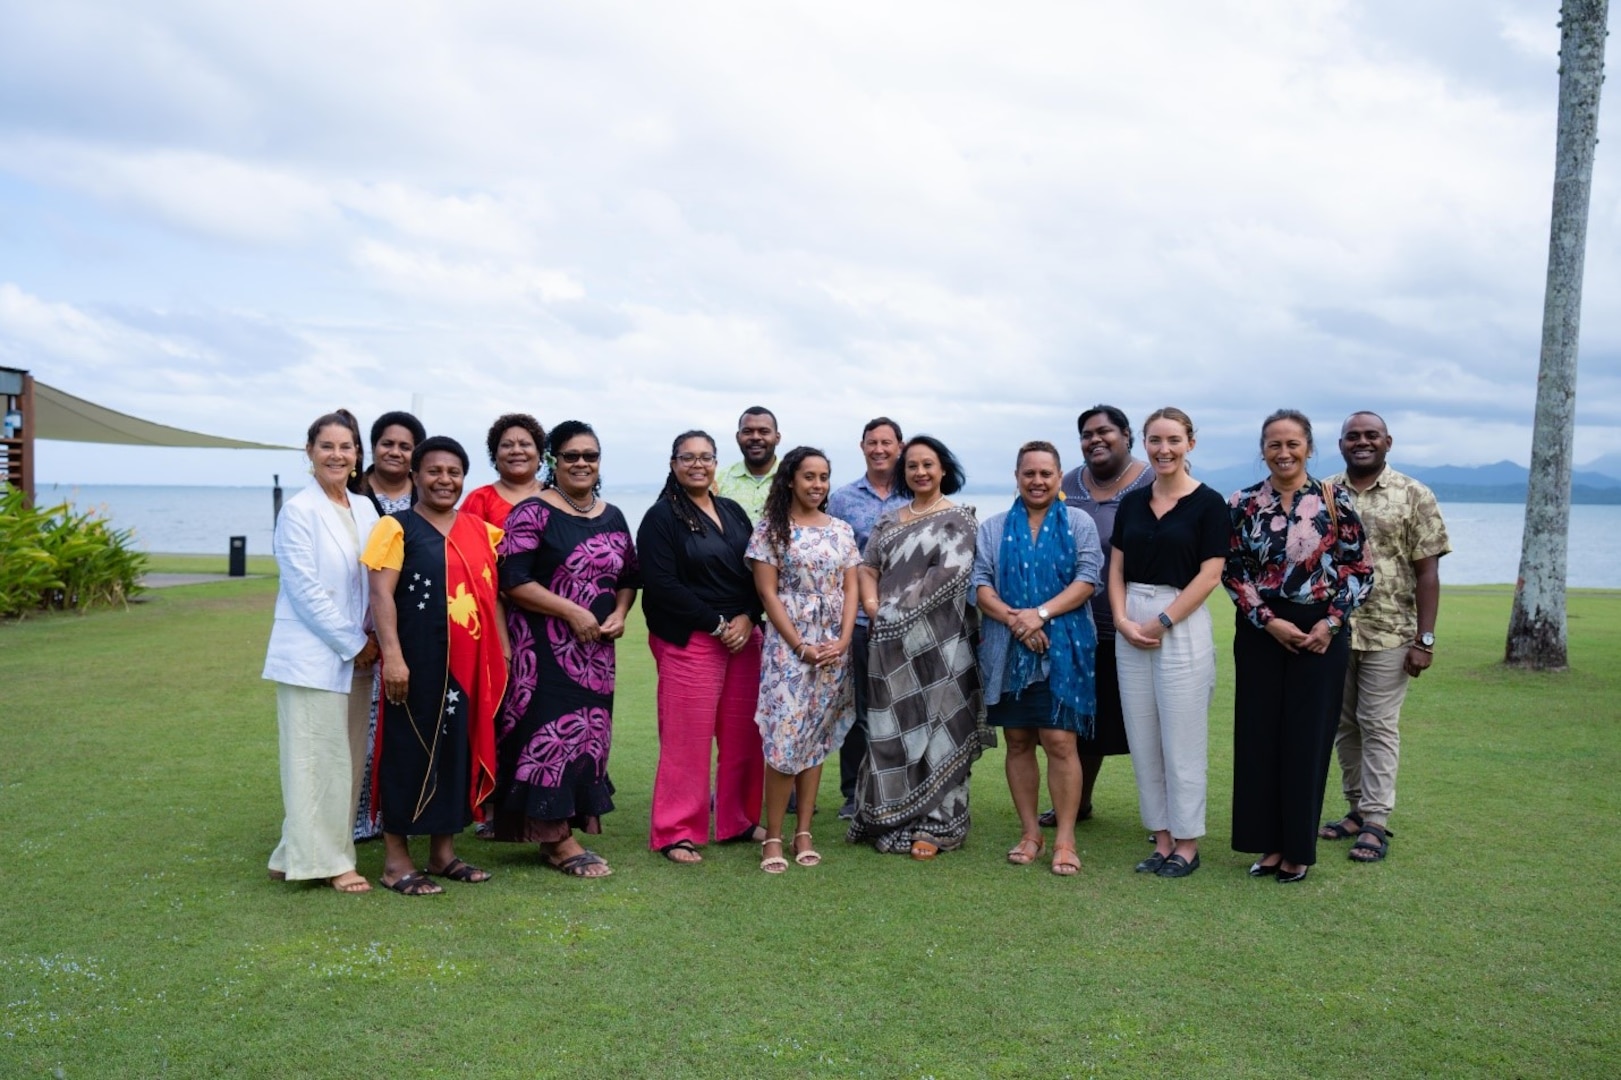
left=998, top=498, right=1096, bottom=733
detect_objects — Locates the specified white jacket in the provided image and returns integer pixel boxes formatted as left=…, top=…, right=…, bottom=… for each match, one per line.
left=261, top=480, right=381, bottom=693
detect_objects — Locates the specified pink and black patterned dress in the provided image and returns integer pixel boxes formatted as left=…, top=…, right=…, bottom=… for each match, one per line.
left=489, top=498, right=640, bottom=843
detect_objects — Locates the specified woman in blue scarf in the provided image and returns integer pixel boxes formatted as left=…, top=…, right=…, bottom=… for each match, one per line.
left=971, top=440, right=1104, bottom=876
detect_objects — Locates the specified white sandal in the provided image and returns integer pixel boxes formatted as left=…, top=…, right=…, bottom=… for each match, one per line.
left=794, top=831, right=821, bottom=867
left=760, top=837, right=788, bottom=874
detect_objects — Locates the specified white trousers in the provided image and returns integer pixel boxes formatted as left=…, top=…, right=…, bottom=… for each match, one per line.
left=1116, top=583, right=1216, bottom=839
left=269, top=681, right=366, bottom=880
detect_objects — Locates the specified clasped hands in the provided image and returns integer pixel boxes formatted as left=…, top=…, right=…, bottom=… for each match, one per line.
left=1265, top=617, right=1335, bottom=655
left=565, top=604, right=629, bottom=643
left=795, top=637, right=849, bottom=668
left=1116, top=618, right=1166, bottom=650
left=1005, top=608, right=1051, bottom=654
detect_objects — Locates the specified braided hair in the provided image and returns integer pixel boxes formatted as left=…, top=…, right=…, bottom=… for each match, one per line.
left=761, top=446, right=830, bottom=554
left=541, top=419, right=602, bottom=494
left=659, top=430, right=718, bottom=533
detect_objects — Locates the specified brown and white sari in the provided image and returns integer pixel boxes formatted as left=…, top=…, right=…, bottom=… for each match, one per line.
left=846, top=505, right=992, bottom=854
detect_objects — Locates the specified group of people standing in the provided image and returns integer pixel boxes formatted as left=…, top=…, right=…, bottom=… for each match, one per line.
left=261, top=398, right=1448, bottom=893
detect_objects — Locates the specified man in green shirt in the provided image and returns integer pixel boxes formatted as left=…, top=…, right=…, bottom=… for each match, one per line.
left=714, top=406, right=781, bottom=523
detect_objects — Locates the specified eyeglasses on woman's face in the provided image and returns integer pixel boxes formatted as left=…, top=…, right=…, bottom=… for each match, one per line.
left=675, top=452, right=717, bottom=465
left=557, top=450, right=601, bottom=464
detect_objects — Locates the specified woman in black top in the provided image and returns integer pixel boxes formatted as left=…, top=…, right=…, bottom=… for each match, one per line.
left=1108, top=407, right=1230, bottom=878
left=636, top=430, right=766, bottom=863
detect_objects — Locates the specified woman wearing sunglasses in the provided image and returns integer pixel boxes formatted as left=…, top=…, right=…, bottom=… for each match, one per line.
left=487, top=421, right=640, bottom=877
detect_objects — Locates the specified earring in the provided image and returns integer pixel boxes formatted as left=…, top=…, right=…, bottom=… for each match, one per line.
left=307, top=462, right=315, bottom=475
left=350, top=468, right=358, bottom=478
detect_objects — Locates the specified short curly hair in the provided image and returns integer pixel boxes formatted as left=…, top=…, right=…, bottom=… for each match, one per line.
left=484, top=413, right=546, bottom=467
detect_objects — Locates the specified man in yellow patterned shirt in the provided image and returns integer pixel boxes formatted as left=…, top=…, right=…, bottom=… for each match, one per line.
left=714, top=406, right=781, bottom=523
left=1321, top=412, right=1451, bottom=864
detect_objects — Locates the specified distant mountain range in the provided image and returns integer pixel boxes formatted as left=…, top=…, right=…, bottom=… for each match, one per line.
left=1190, top=459, right=1621, bottom=505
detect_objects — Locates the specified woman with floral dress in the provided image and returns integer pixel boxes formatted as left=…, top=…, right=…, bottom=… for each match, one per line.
left=1225, top=409, right=1372, bottom=884
left=490, top=421, right=639, bottom=878
left=746, top=447, right=861, bottom=872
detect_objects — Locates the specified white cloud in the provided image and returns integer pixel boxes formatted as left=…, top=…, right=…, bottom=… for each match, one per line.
left=0, top=0, right=1615, bottom=490
left=350, top=240, right=584, bottom=306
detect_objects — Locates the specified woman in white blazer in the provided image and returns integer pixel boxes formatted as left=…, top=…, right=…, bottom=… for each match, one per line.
left=262, top=409, right=382, bottom=893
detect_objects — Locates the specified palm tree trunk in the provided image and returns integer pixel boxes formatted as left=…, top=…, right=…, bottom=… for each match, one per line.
left=1506, top=0, right=1609, bottom=670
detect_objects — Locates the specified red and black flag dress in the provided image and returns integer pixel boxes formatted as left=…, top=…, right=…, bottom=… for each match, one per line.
left=362, top=509, right=507, bottom=836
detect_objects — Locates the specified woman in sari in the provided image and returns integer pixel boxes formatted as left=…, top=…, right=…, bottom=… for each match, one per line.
left=364, top=435, right=511, bottom=896
left=847, top=434, right=990, bottom=860
left=491, top=421, right=640, bottom=878
left=971, top=440, right=1103, bottom=876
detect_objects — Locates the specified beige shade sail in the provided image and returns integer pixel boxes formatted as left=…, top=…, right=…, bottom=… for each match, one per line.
left=34, top=381, right=296, bottom=449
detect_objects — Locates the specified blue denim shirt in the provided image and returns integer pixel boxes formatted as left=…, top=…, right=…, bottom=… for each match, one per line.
left=828, top=474, right=910, bottom=627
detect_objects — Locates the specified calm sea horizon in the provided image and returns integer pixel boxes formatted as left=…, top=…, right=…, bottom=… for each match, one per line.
left=34, top=482, right=1621, bottom=589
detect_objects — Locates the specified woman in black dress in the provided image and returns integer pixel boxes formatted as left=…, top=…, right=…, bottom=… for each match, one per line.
left=490, top=421, right=639, bottom=878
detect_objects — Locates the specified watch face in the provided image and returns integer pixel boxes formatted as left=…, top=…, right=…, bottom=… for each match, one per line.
left=1419, top=632, right=1435, bottom=647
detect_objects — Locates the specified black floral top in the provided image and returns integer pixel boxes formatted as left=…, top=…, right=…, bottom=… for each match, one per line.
left=1223, top=477, right=1373, bottom=629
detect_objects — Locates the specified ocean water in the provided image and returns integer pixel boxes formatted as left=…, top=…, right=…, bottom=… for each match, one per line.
left=34, top=482, right=1621, bottom=588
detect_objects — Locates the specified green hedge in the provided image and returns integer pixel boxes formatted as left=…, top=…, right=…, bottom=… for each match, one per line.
left=0, top=486, right=148, bottom=617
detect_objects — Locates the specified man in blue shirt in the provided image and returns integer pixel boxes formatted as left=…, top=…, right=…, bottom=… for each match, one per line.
left=826, top=416, right=910, bottom=819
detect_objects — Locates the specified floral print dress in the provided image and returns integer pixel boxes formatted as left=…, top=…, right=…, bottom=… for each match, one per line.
left=745, top=519, right=862, bottom=774
left=490, top=499, right=640, bottom=840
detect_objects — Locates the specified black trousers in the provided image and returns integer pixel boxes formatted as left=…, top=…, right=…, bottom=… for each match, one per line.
left=838, top=622, right=871, bottom=801
left=1230, top=600, right=1350, bottom=865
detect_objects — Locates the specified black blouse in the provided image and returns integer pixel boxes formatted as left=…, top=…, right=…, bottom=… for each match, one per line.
left=1111, top=483, right=1231, bottom=589
left=636, top=496, right=764, bottom=646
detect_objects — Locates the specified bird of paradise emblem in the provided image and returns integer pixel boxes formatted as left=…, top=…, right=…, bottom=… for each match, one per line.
left=447, top=582, right=482, bottom=639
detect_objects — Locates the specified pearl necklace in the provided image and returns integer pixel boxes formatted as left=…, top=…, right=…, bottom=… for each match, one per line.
left=558, top=488, right=598, bottom=514
left=908, top=491, right=946, bottom=516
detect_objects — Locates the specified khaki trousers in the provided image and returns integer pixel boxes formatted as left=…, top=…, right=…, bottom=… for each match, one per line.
left=1335, top=646, right=1410, bottom=826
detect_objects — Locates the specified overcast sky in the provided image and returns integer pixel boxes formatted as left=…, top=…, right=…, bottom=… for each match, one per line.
left=3, top=0, right=1618, bottom=490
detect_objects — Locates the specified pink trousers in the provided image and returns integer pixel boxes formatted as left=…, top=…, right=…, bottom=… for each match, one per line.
left=648, top=630, right=765, bottom=850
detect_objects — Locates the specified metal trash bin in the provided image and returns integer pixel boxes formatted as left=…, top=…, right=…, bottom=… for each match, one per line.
left=229, top=536, right=247, bottom=577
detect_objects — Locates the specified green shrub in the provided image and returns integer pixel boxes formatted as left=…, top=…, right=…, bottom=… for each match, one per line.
left=0, top=485, right=148, bottom=617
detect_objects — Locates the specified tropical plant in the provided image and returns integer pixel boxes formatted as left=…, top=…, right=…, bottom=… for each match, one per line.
left=0, top=486, right=148, bottom=617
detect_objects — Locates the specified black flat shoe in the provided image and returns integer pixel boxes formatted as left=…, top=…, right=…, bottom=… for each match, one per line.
left=1248, top=859, right=1281, bottom=878
left=1135, top=851, right=1169, bottom=874
left=1038, top=804, right=1093, bottom=829
left=1156, top=852, right=1200, bottom=878
left=1276, top=866, right=1309, bottom=884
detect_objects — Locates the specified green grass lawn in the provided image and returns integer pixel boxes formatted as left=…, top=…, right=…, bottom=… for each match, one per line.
left=1, top=580, right=1617, bottom=1078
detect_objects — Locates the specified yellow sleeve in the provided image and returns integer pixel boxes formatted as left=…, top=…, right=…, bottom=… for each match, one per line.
left=360, top=516, right=405, bottom=571
left=485, top=522, right=504, bottom=554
